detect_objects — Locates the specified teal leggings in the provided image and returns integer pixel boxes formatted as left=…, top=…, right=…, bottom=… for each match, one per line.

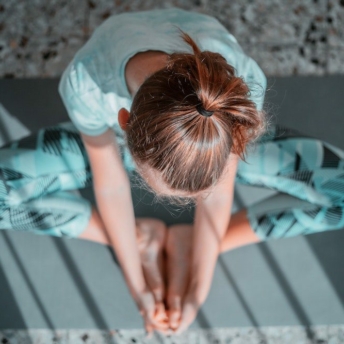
left=0, top=122, right=343, bottom=240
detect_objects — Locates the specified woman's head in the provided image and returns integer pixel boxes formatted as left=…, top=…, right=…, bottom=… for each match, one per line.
left=124, top=29, right=267, bottom=198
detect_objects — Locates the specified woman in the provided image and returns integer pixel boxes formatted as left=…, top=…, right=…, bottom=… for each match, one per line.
left=60, top=7, right=266, bottom=335
left=1, top=7, right=343, bottom=336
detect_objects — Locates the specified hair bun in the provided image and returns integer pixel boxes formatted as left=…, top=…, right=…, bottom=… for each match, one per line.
left=196, top=104, right=214, bottom=117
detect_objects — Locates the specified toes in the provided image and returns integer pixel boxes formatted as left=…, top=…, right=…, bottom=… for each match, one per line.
left=155, top=302, right=168, bottom=323
left=170, top=310, right=181, bottom=330
left=136, top=218, right=167, bottom=240
left=167, top=294, right=182, bottom=329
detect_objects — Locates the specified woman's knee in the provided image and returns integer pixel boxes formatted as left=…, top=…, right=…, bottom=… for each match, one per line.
left=135, top=217, right=167, bottom=234
left=135, top=218, right=168, bottom=249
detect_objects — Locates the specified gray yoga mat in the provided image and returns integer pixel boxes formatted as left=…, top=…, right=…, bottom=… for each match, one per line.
left=1, top=229, right=344, bottom=329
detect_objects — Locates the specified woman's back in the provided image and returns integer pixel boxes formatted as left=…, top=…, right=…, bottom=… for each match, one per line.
left=58, top=7, right=266, bottom=144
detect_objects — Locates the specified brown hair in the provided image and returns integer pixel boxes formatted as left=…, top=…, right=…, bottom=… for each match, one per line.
left=126, top=29, right=267, bottom=195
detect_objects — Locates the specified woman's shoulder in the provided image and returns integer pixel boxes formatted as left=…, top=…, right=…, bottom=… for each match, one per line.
left=59, top=8, right=261, bottom=102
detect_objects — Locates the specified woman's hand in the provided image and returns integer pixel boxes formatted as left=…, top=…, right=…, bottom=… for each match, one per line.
left=133, top=286, right=169, bottom=335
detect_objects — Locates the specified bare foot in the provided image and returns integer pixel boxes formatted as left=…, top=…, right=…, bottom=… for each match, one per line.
left=165, top=223, right=193, bottom=330
left=135, top=218, right=168, bottom=321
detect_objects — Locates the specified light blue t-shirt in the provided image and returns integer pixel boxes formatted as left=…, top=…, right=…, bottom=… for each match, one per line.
left=58, top=7, right=267, bottom=137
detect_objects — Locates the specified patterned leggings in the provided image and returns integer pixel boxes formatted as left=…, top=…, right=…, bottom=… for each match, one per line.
left=0, top=122, right=343, bottom=240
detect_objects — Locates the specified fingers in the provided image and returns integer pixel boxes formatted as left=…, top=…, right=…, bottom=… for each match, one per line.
left=142, top=308, right=170, bottom=336
left=136, top=288, right=169, bottom=336
left=147, top=307, right=169, bottom=331
left=144, top=319, right=153, bottom=339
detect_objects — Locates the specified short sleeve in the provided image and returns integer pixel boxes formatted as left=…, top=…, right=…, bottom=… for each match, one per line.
left=58, top=61, right=110, bottom=137
left=197, top=33, right=267, bottom=112
left=239, top=55, right=267, bottom=112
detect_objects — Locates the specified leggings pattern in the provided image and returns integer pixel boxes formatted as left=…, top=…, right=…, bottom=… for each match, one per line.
left=0, top=121, right=343, bottom=240
left=0, top=122, right=93, bottom=237
left=239, top=126, right=344, bottom=239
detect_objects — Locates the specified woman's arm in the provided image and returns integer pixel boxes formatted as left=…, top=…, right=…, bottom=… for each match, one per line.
left=176, top=154, right=239, bottom=334
left=81, top=129, right=145, bottom=292
left=81, top=129, right=167, bottom=333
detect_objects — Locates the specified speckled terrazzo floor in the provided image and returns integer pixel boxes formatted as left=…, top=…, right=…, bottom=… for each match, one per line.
left=1, top=326, right=344, bottom=344
left=0, top=0, right=344, bottom=78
